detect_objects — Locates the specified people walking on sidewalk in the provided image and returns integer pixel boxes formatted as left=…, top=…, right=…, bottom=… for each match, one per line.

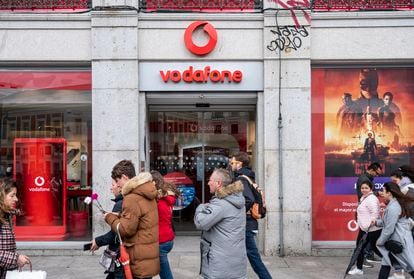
left=0, top=178, right=30, bottom=279
left=105, top=160, right=160, bottom=279
left=347, top=180, right=382, bottom=276
left=90, top=177, right=124, bottom=279
left=194, top=168, right=246, bottom=279
left=355, top=162, right=383, bottom=266
left=374, top=182, right=414, bottom=279
left=151, top=170, right=180, bottom=279
left=230, top=152, right=272, bottom=279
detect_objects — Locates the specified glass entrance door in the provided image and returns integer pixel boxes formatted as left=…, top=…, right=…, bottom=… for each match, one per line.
left=149, top=110, right=256, bottom=231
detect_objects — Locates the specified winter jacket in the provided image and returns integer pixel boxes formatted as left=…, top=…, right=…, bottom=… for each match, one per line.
left=376, top=199, right=414, bottom=272
left=106, top=172, right=160, bottom=278
left=194, top=180, right=246, bottom=279
left=158, top=192, right=176, bottom=244
left=235, top=167, right=257, bottom=231
left=0, top=214, right=18, bottom=279
left=95, top=194, right=123, bottom=253
left=357, top=193, right=381, bottom=232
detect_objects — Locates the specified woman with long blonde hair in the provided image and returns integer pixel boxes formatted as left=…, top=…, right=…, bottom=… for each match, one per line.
left=0, top=178, right=30, bottom=279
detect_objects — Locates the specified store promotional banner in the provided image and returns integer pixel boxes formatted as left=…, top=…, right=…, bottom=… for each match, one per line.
left=312, top=67, right=414, bottom=241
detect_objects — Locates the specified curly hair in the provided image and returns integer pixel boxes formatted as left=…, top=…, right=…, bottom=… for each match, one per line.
left=0, top=178, right=17, bottom=224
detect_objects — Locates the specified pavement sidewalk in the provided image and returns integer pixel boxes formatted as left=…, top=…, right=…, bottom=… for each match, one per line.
left=25, top=237, right=383, bottom=279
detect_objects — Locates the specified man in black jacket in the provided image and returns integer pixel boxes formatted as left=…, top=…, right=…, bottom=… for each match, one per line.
left=230, top=152, right=272, bottom=279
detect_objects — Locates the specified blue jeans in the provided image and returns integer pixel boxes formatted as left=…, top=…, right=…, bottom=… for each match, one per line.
left=159, top=241, right=174, bottom=279
left=246, top=230, right=272, bottom=279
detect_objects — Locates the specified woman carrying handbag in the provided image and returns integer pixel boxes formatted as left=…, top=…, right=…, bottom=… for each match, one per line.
left=0, top=178, right=31, bottom=279
left=374, top=182, right=414, bottom=279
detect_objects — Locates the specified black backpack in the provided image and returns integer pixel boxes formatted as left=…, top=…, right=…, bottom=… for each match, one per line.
left=240, top=175, right=267, bottom=219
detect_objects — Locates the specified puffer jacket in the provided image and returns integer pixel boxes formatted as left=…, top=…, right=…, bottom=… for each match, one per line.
left=105, top=172, right=160, bottom=278
left=357, top=193, right=381, bottom=232
left=194, top=180, right=246, bottom=279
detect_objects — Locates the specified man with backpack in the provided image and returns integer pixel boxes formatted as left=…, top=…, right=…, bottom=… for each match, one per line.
left=230, top=152, right=272, bottom=279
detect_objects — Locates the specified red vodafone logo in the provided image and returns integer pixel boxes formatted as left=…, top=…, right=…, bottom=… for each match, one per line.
left=184, top=21, right=217, bottom=56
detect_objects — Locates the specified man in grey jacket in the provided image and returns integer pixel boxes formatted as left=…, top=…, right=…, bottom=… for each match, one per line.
left=194, top=168, right=246, bottom=279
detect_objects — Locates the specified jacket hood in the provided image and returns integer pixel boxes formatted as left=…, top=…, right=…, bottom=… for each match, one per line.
left=235, top=167, right=255, bottom=180
left=216, top=180, right=245, bottom=209
left=122, top=172, right=157, bottom=200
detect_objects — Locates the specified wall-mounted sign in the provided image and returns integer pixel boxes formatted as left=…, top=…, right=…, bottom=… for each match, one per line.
left=184, top=21, right=217, bottom=56
left=160, top=66, right=242, bottom=83
left=139, top=62, right=263, bottom=91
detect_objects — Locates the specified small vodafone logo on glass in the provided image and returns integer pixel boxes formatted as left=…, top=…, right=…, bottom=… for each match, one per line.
left=34, top=176, right=45, bottom=187
left=184, top=21, right=217, bottom=56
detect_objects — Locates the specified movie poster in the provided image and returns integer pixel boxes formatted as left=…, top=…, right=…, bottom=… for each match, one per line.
left=312, top=67, right=414, bottom=241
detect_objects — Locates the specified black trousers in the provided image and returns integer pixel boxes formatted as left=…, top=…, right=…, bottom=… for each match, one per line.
left=378, top=253, right=414, bottom=279
left=355, top=229, right=382, bottom=270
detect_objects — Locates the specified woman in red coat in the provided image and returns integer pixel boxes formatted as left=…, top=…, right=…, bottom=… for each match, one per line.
left=150, top=171, right=180, bottom=279
left=0, top=178, right=30, bottom=279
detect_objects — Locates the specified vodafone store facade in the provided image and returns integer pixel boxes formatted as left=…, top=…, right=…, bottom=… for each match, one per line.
left=1, top=0, right=414, bottom=255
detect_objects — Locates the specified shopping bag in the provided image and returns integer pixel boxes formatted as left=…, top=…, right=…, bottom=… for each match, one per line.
left=6, top=262, right=47, bottom=279
left=116, top=223, right=133, bottom=279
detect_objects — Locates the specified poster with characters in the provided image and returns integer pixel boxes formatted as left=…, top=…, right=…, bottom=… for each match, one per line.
left=312, top=67, right=414, bottom=241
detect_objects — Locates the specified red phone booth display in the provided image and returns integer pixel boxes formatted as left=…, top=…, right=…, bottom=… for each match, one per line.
left=13, top=138, right=67, bottom=240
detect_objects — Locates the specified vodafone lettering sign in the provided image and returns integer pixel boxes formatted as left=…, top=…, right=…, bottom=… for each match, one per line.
left=184, top=21, right=217, bottom=56
left=160, top=66, right=242, bottom=83
left=140, top=62, right=263, bottom=91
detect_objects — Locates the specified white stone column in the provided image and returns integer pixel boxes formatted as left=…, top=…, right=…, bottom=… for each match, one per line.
left=91, top=6, right=139, bottom=236
left=263, top=10, right=312, bottom=255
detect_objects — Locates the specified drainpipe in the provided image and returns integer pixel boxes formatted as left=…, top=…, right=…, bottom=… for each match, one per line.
left=275, top=10, right=285, bottom=257
left=278, top=85, right=284, bottom=257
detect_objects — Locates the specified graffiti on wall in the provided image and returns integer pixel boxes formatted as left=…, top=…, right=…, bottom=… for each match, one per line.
left=266, top=26, right=309, bottom=52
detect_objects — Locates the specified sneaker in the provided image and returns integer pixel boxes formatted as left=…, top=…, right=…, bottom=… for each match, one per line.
left=366, top=254, right=382, bottom=263
left=363, top=260, right=374, bottom=268
left=348, top=268, right=364, bottom=275
left=388, top=271, right=405, bottom=279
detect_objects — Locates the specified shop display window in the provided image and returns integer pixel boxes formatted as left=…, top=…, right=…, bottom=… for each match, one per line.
left=0, top=70, right=92, bottom=241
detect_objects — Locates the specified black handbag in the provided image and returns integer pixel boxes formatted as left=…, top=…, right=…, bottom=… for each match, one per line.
left=384, top=240, right=403, bottom=254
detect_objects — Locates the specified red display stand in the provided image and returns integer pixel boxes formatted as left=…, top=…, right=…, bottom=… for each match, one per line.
left=13, top=138, right=67, bottom=240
